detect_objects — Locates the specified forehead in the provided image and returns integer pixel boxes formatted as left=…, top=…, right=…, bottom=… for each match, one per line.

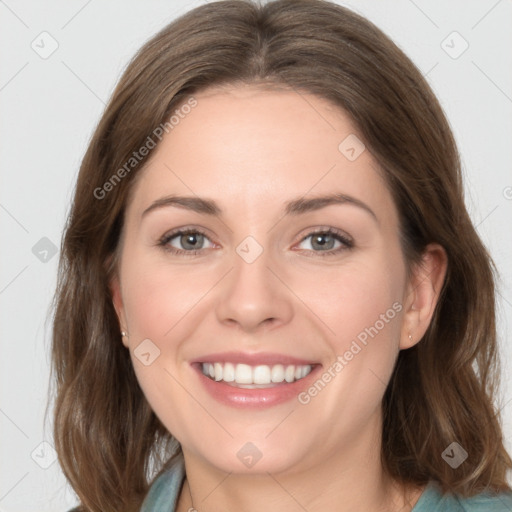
left=127, top=84, right=396, bottom=224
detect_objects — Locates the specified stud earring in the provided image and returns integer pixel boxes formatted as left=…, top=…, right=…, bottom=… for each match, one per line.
left=408, top=334, right=413, bottom=342
left=121, top=331, right=129, bottom=338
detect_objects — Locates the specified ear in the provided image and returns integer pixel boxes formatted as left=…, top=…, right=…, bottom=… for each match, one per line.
left=110, top=273, right=129, bottom=349
left=400, top=243, right=448, bottom=350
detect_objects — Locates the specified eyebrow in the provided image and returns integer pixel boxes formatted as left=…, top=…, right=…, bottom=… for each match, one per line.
left=141, top=193, right=377, bottom=222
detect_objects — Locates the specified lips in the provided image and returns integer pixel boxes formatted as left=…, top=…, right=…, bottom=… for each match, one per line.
left=190, top=352, right=321, bottom=408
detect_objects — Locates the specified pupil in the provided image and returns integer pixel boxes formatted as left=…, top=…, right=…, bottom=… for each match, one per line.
left=313, top=234, right=334, bottom=250
left=183, top=233, right=202, bottom=249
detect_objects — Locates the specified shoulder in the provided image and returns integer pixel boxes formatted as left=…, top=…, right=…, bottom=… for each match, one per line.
left=65, top=456, right=185, bottom=512
left=413, top=481, right=512, bottom=512
left=139, top=454, right=186, bottom=512
left=451, top=490, right=512, bottom=511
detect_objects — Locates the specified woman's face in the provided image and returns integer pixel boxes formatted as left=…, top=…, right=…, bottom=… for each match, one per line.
left=112, top=85, right=426, bottom=475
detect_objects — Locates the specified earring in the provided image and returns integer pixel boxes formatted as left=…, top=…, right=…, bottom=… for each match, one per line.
left=121, top=331, right=129, bottom=338
left=408, top=334, right=413, bottom=342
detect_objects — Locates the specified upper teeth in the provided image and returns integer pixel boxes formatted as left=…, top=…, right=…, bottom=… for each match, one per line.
left=201, top=362, right=312, bottom=385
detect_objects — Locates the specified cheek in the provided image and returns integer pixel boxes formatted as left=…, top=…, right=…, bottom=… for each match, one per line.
left=291, top=259, right=405, bottom=434
left=291, top=256, right=405, bottom=353
left=292, top=259, right=405, bottom=424
left=121, top=255, right=211, bottom=341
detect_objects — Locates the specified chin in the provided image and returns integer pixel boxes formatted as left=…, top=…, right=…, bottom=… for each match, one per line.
left=191, top=440, right=308, bottom=476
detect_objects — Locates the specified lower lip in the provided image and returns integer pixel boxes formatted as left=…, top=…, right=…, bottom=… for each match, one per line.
left=192, top=364, right=321, bottom=409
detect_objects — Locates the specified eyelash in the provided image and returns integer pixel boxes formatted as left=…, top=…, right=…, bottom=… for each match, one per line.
left=157, top=227, right=354, bottom=257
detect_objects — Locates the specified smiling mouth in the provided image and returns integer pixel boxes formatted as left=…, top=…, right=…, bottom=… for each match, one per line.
left=201, top=362, right=313, bottom=388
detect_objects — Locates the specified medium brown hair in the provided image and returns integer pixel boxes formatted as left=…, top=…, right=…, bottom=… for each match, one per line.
left=49, top=0, right=512, bottom=510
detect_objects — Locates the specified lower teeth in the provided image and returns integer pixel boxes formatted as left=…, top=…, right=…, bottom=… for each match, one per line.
left=225, top=382, right=286, bottom=388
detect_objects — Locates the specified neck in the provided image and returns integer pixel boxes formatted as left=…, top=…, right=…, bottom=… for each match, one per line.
left=175, top=413, right=424, bottom=512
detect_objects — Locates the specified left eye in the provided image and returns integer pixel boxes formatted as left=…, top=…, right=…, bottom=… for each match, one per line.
left=297, top=230, right=352, bottom=252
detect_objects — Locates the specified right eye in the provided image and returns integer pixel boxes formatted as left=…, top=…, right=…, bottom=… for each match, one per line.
left=158, top=228, right=215, bottom=256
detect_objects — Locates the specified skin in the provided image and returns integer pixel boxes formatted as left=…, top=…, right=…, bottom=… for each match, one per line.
left=111, top=84, right=447, bottom=512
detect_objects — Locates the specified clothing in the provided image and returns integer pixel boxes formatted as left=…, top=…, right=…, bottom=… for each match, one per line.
left=139, top=455, right=512, bottom=511
left=140, top=454, right=185, bottom=512
left=412, top=481, right=512, bottom=511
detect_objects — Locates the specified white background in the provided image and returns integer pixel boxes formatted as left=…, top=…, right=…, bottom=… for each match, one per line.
left=1, top=0, right=511, bottom=510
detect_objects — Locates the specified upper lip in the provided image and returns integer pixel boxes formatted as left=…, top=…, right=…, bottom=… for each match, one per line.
left=190, top=351, right=318, bottom=366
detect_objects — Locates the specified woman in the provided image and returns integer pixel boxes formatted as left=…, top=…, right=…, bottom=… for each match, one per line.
left=52, top=0, right=512, bottom=511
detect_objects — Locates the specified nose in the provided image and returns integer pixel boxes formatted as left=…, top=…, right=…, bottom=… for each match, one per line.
left=215, top=244, right=294, bottom=333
